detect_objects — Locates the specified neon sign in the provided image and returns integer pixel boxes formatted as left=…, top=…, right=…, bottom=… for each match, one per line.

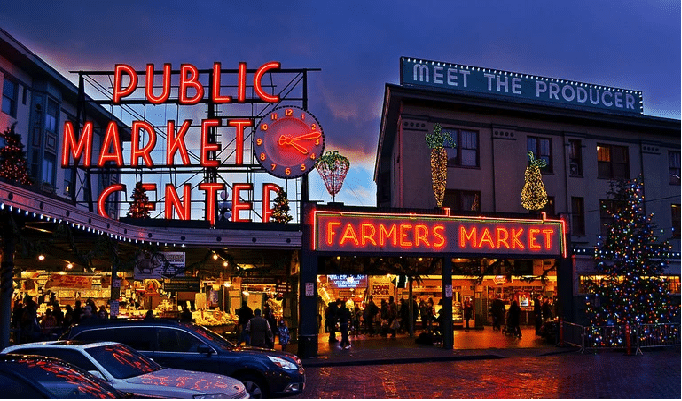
left=313, top=211, right=567, bottom=258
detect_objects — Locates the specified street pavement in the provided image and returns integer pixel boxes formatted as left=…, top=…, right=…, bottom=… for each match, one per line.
left=285, top=327, right=681, bottom=398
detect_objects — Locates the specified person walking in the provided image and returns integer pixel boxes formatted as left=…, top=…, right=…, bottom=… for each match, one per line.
left=463, top=297, right=473, bottom=330
left=246, top=308, right=273, bottom=348
left=490, top=295, right=505, bottom=331
left=236, top=301, right=254, bottom=345
left=180, top=304, right=193, bottom=322
left=542, top=297, right=553, bottom=322
left=508, top=300, right=522, bottom=338
left=364, top=297, right=378, bottom=336
left=326, top=300, right=339, bottom=343
left=338, top=302, right=352, bottom=349
left=277, top=319, right=290, bottom=352
left=387, top=296, right=398, bottom=338
left=534, top=296, right=543, bottom=335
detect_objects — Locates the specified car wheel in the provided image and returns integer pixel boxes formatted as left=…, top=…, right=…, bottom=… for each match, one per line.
left=235, top=374, right=267, bottom=399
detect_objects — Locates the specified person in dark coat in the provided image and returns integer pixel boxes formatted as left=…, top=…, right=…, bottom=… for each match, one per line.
left=463, top=298, right=473, bottom=330
left=542, top=297, right=553, bottom=321
left=326, top=300, right=339, bottom=343
left=246, top=308, right=272, bottom=348
left=338, top=302, right=352, bottom=349
left=508, top=300, right=522, bottom=338
left=180, top=304, right=193, bottom=322
left=236, top=301, right=254, bottom=345
left=534, top=296, right=543, bottom=335
left=489, top=294, right=505, bottom=331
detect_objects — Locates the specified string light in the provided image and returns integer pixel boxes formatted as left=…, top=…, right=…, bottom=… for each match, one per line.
left=426, top=123, right=455, bottom=208
left=521, top=151, right=548, bottom=211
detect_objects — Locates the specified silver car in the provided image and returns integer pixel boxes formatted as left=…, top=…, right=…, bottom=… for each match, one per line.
left=2, top=341, right=249, bottom=399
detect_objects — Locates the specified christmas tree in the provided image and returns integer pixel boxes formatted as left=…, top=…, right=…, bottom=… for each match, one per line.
left=0, top=124, right=32, bottom=185
left=127, top=181, right=153, bottom=218
left=270, top=187, right=293, bottom=224
left=584, top=176, right=679, bottom=346
left=426, top=123, right=454, bottom=208
left=521, top=151, right=548, bottom=211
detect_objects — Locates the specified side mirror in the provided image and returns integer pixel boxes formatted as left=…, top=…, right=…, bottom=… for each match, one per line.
left=196, top=344, right=215, bottom=356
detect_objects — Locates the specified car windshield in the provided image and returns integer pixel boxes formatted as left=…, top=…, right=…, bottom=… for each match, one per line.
left=85, top=344, right=161, bottom=380
left=6, top=358, right=121, bottom=398
left=191, top=324, right=235, bottom=351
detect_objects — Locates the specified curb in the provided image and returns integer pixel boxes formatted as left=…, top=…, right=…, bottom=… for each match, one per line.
left=302, top=353, right=501, bottom=368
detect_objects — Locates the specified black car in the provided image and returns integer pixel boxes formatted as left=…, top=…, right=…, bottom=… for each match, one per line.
left=61, top=319, right=305, bottom=398
left=0, top=354, right=125, bottom=398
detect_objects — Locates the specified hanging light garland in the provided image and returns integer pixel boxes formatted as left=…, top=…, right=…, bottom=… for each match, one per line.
left=316, top=150, right=350, bottom=202
left=425, top=123, right=454, bottom=208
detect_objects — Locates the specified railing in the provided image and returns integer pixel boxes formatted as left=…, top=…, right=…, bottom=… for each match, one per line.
left=559, top=321, right=680, bottom=354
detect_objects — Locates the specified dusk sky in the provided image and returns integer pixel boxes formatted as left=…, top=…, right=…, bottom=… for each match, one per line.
left=1, top=1, right=679, bottom=208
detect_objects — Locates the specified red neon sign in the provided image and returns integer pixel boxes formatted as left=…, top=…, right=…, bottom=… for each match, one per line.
left=313, top=211, right=567, bottom=258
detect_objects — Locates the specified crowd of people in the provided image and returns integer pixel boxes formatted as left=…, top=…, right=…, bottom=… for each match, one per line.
left=235, top=301, right=290, bottom=351
left=10, top=295, right=110, bottom=344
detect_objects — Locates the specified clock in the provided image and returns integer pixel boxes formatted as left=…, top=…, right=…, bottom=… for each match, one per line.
left=254, top=105, right=325, bottom=178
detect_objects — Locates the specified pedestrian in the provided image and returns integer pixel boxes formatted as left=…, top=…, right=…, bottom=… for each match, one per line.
left=81, top=305, right=95, bottom=321
left=180, top=303, right=193, bottom=322
left=338, top=302, right=351, bottom=349
left=418, top=298, right=427, bottom=330
left=542, top=297, right=553, bottom=321
left=400, top=299, right=409, bottom=333
left=246, top=308, right=273, bottom=348
left=411, top=296, right=419, bottom=334
left=508, top=300, right=522, bottom=338
left=490, top=294, right=505, bottom=331
left=263, top=304, right=278, bottom=348
left=144, top=309, right=154, bottom=320
left=364, top=296, right=378, bottom=336
left=277, top=319, right=290, bottom=352
left=326, top=300, right=339, bottom=343
left=534, top=296, right=543, bottom=335
left=41, top=308, right=58, bottom=340
left=97, top=306, right=108, bottom=320
left=236, top=301, right=254, bottom=345
left=464, top=297, right=473, bottom=330
left=426, top=297, right=435, bottom=332
left=20, top=299, right=40, bottom=343
left=63, top=305, right=74, bottom=329
left=387, top=296, right=398, bottom=338
left=72, top=300, right=83, bottom=325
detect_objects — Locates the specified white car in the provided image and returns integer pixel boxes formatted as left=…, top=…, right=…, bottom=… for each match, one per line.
left=2, top=341, right=249, bottom=399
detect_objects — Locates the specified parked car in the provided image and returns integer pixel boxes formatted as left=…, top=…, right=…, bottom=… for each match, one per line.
left=60, top=319, right=305, bottom=398
left=0, top=354, right=125, bottom=398
left=2, top=341, right=248, bottom=399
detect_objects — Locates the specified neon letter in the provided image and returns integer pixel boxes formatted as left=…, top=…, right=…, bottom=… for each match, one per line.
left=414, top=224, right=430, bottom=247
left=199, top=183, right=223, bottom=226
left=232, top=183, right=253, bottom=222
left=459, top=226, right=477, bottom=248
left=262, top=183, right=280, bottom=223
left=179, top=64, right=203, bottom=104
left=211, top=62, right=232, bottom=103
left=228, top=119, right=253, bottom=165
left=97, top=121, right=124, bottom=166
left=238, top=62, right=247, bottom=102
left=130, top=121, right=156, bottom=166
left=496, top=227, right=510, bottom=249
left=97, top=184, right=125, bottom=219
left=61, top=121, right=92, bottom=167
left=542, top=229, right=554, bottom=249
left=340, top=224, right=359, bottom=246
left=478, top=228, right=494, bottom=248
left=167, top=120, right=191, bottom=165
left=361, top=223, right=377, bottom=246
left=254, top=61, right=280, bottom=103
left=145, top=63, right=171, bottom=104
left=433, top=225, right=446, bottom=249
left=399, top=224, right=413, bottom=248
left=529, top=228, right=541, bottom=250
left=326, top=221, right=341, bottom=246
left=201, top=119, right=220, bottom=167
left=379, top=224, right=397, bottom=247
left=113, top=64, right=137, bottom=104
left=165, top=184, right=192, bottom=220
left=511, top=228, right=525, bottom=249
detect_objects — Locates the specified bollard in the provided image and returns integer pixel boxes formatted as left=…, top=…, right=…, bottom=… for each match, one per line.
left=625, top=322, right=631, bottom=355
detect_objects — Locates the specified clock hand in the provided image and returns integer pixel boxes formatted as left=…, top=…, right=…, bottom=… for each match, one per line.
left=278, top=135, right=309, bottom=154
left=291, top=132, right=321, bottom=141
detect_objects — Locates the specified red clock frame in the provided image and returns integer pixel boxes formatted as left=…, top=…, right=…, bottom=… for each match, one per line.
left=254, top=105, right=325, bottom=178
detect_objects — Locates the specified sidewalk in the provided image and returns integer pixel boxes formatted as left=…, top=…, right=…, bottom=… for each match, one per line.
left=289, top=326, right=578, bottom=368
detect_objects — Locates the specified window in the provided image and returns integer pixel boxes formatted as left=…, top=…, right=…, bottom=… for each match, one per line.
left=527, top=136, right=552, bottom=172
left=157, top=328, right=204, bottom=352
left=672, top=204, right=680, bottom=238
left=10, top=348, right=97, bottom=372
left=45, top=98, right=58, bottom=133
left=599, top=199, right=626, bottom=236
left=42, top=154, right=56, bottom=186
left=571, top=197, right=585, bottom=236
left=568, top=139, right=583, bottom=177
left=443, top=189, right=480, bottom=212
left=670, top=151, right=680, bottom=185
left=446, top=129, right=479, bottom=167
left=2, top=77, right=18, bottom=117
left=597, top=144, right=629, bottom=179
left=541, top=196, right=555, bottom=216
left=74, top=327, right=156, bottom=351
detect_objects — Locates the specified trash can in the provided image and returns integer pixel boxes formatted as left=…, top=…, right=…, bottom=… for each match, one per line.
left=297, top=334, right=318, bottom=359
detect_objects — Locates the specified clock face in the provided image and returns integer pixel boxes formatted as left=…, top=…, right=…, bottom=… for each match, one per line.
left=254, top=105, right=325, bottom=178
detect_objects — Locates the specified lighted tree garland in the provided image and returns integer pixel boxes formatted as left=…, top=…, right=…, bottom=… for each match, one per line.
left=426, top=123, right=454, bottom=208
left=316, top=150, right=350, bottom=202
left=127, top=181, right=153, bottom=218
left=0, top=124, right=32, bottom=185
left=584, top=176, right=679, bottom=347
left=521, top=151, right=548, bottom=211
left=270, top=187, right=293, bottom=224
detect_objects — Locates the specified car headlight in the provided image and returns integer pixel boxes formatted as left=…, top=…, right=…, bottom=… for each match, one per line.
left=268, top=356, right=298, bottom=370
left=192, top=393, right=229, bottom=399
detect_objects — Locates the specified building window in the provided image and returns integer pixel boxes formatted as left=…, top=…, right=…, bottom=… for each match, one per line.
left=541, top=196, right=555, bottom=216
left=672, top=204, right=680, bottom=238
left=571, top=197, right=585, bottom=236
left=42, top=154, right=56, bottom=187
left=446, top=129, right=479, bottom=167
left=2, top=77, right=18, bottom=117
left=443, top=189, right=480, bottom=212
left=527, top=136, right=552, bottom=172
left=597, top=144, right=629, bottom=179
left=599, top=199, right=626, bottom=237
left=669, top=151, right=680, bottom=185
left=45, top=98, right=59, bottom=133
left=568, top=139, right=583, bottom=177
